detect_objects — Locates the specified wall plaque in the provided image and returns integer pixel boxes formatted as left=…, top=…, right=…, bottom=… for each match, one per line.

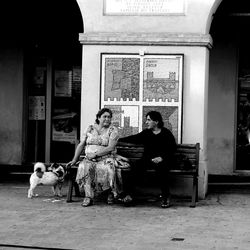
left=104, top=0, right=185, bottom=16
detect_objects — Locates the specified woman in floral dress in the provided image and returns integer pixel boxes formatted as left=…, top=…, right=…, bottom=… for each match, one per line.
left=68, top=108, right=130, bottom=207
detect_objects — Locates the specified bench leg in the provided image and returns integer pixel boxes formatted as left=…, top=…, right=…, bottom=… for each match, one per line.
left=74, top=181, right=80, bottom=197
left=195, top=177, right=198, bottom=202
left=66, top=167, right=77, bottom=202
left=190, top=175, right=198, bottom=208
left=66, top=178, right=74, bottom=203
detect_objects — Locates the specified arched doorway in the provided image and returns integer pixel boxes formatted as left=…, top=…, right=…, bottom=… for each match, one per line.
left=0, top=0, right=83, bottom=164
left=209, top=0, right=250, bottom=173
left=25, top=0, right=83, bottom=164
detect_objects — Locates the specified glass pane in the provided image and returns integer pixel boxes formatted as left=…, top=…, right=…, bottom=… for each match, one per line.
left=26, top=58, right=47, bottom=162
left=236, top=80, right=250, bottom=170
left=50, top=66, right=81, bottom=163
left=236, top=44, right=250, bottom=170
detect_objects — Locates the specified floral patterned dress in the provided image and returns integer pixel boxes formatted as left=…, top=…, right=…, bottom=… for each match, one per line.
left=76, top=124, right=126, bottom=199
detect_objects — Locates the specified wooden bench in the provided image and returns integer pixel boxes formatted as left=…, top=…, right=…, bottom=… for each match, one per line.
left=66, top=142, right=200, bottom=207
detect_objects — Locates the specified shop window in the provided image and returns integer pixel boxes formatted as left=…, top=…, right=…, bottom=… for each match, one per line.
left=237, top=76, right=250, bottom=170
left=27, top=60, right=81, bottom=163
left=50, top=66, right=81, bottom=162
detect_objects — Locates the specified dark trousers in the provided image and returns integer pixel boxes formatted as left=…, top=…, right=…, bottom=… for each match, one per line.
left=121, top=159, right=171, bottom=199
left=121, top=169, right=134, bottom=197
left=154, top=161, right=171, bottom=199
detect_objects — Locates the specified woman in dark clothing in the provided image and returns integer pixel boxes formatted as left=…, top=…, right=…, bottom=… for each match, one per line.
left=119, top=110, right=177, bottom=208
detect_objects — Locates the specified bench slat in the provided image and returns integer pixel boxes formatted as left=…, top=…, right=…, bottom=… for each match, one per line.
left=176, top=152, right=197, bottom=159
left=117, top=152, right=144, bottom=158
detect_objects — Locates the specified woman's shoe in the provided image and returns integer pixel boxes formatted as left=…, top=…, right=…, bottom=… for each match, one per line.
left=81, top=197, right=93, bottom=207
left=123, top=195, right=133, bottom=206
left=161, top=197, right=171, bottom=208
left=107, top=193, right=114, bottom=205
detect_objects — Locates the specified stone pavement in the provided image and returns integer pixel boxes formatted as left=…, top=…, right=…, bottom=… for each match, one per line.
left=1, top=179, right=250, bottom=250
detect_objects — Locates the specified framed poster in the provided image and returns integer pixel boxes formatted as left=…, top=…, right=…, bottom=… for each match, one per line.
left=54, top=70, right=72, bottom=97
left=52, top=112, right=78, bottom=143
left=28, top=96, right=45, bottom=120
left=103, top=57, right=140, bottom=101
left=101, top=54, right=183, bottom=143
left=143, top=57, right=181, bottom=102
left=142, top=106, right=179, bottom=142
left=104, top=105, right=139, bottom=137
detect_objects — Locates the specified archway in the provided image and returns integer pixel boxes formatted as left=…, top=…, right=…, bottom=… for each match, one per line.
left=0, top=0, right=84, bottom=164
left=209, top=0, right=250, bottom=173
left=27, top=0, right=84, bottom=164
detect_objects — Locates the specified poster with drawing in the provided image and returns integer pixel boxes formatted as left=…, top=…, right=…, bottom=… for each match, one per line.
left=54, top=70, right=72, bottom=97
left=143, top=57, right=181, bottom=102
left=142, top=106, right=179, bottom=142
left=101, top=54, right=183, bottom=143
left=103, top=57, right=140, bottom=101
left=104, top=105, right=139, bottom=137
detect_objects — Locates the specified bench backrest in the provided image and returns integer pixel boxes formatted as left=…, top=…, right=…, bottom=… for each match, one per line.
left=116, top=142, right=200, bottom=172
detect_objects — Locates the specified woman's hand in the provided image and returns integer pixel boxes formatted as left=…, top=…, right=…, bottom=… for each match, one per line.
left=86, top=152, right=97, bottom=160
left=151, top=157, right=163, bottom=164
left=69, top=159, right=77, bottom=165
left=66, top=160, right=77, bottom=169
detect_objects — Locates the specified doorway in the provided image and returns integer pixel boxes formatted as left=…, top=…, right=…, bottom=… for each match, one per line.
left=24, top=0, right=83, bottom=164
left=26, top=56, right=82, bottom=164
left=236, top=39, right=250, bottom=170
left=210, top=0, right=250, bottom=172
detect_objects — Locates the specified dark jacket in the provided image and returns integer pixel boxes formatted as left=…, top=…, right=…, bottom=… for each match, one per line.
left=119, top=127, right=177, bottom=163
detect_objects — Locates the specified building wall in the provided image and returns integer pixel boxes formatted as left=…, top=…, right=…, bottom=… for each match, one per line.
left=0, top=45, right=24, bottom=165
left=208, top=41, right=238, bottom=175
left=77, top=0, right=216, bottom=34
left=0, top=0, right=231, bottom=191
left=75, top=0, right=225, bottom=197
left=80, top=44, right=209, bottom=197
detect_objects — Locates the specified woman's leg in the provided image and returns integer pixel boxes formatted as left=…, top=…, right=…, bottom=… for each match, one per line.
left=76, top=159, right=95, bottom=199
left=95, top=158, right=116, bottom=192
left=95, top=158, right=117, bottom=204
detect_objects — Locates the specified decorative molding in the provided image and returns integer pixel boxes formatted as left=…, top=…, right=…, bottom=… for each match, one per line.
left=79, top=32, right=213, bottom=49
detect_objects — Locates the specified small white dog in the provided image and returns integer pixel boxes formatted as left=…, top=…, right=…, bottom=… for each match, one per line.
left=28, top=162, right=65, bottom=198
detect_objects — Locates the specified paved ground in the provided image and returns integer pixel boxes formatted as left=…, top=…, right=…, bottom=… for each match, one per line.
left=1, top=178, right=250, bottom=250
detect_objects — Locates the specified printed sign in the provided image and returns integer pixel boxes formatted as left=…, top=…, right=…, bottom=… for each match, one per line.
left=29, top=96, right=45, bottom=120
left=104, top=0, right=185, bottom=15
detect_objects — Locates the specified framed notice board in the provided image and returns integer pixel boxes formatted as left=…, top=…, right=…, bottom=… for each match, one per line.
left=101, top=54, right=184, bottom=143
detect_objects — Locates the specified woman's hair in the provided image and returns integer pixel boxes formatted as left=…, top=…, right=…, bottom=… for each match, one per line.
left=146, top=110, right=164, bottom=128
left=95, top=108, right=113, bottom=124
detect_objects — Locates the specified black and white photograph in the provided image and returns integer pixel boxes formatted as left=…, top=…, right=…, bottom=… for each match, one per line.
left=1, top=0, right=250, bottom=249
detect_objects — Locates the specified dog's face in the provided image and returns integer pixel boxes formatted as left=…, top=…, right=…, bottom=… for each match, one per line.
left=48, top=163, right=65, bottom=178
